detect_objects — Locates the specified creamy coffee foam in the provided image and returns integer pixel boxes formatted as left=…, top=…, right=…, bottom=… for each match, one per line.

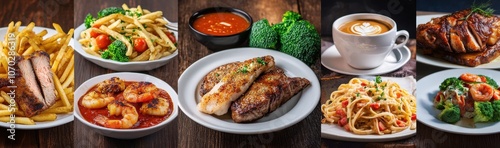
left=339, top=19, right=391, bottom=36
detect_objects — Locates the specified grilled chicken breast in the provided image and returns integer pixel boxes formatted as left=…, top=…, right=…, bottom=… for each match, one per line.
left=230, top=67, right=310, bottom=123
left=15, top=56, right=47, bottom=117
left=417, top=9, right=500, bottom=66
left=197, top=56, right=275, bottom=115
left=31, top=51, right=56, bottom=108
left=199, top=62, right=239, bottom=96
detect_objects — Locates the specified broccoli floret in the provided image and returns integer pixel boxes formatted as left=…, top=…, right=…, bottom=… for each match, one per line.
left=101, top=40, right=129, bottom=62
left=438, top=104, right=461, bottom=124
left=97, top=7, right=125, bottom=18
left=249, top=19, right=279, bottom=49
left=84, top=14, right=96, bottom=29
left=491, top=100, right=500, bottom=121
left=272, top=11, right=302, bottom=37
left=479, top=75, right=499, bottom=88
left=279, top=20, right=320, bottom=65
left=439, top=77, right=467, bottom=94
left=282, top=11, right=302, bottom=22
left=473, top=101, right=494, bottom=122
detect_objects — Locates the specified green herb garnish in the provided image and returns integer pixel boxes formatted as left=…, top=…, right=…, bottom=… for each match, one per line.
left=238, top=65, right=249, bottom=73
left=462, top=1, right=495, bottom=20
left=375, top=76, right=382, bottom=84
left=256, top=57, right=267, bottom=65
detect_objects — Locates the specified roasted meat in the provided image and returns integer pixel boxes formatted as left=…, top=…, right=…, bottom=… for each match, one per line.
left=31, top=51, right=57, bottom=108
left=15, top=56, right=47, bottom=117
left=417, top=9, right=500, bottom=66
left=199, top=62, right=239, bottom=96
left=197, top=56, right=275, bottom=115
left=230, top=67, right=310, bottom=123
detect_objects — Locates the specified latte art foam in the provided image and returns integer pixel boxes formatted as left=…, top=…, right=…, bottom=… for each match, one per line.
left=339, top=19, right=391, bottom=36
left=351, top=22, right=382, bottom=36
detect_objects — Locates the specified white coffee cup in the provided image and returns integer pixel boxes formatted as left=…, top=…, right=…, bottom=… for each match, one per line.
left=332, top=13, right=409, bottom=69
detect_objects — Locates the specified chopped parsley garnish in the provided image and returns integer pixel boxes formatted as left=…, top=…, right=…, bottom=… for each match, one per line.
left=356, top=93, right=360, bottom=97
left=256, top=57, right=267, bottom=65
left=238, top=65, right=249, bottom=73
left=375, top=76, right=382, bottom=84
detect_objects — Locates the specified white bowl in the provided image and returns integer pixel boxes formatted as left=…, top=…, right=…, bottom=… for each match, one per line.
left=74, top=72, right=178, bottom=139
left=73, top=24, right=178, bottom=71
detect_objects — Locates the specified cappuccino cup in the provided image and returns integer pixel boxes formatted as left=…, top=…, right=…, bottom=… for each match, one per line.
left=332, top=13, right=409, bottom=69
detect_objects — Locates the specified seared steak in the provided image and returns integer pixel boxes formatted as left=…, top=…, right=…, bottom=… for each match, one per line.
left=231, top=67, right=310, bottom=123
left=417, top=9, right=500, bottom=66
left=30, top=51, right=56, bottom=108
left=197, top=56, right=275, bottom=115
left=15, top=56, right=47, bottom=117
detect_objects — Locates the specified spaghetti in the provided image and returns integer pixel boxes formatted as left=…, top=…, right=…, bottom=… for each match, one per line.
left=321, top=77, right=416, bottom=135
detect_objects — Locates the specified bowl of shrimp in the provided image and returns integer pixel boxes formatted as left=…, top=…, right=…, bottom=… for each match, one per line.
left=74, top=72, right=178, bottom=139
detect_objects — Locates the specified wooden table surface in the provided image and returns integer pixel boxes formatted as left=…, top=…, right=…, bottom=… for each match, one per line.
left=177, top=0, right=321, bottom=147
left=415, top=11, right=500, bottom=148
left=0, top=0, right=74, bottom=147
left=73, top=0, right=179, bottom=147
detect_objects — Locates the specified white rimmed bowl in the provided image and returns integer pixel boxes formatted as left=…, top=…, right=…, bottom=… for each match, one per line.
left=74, top=72, right=178, bottom=139
left=73, top=24, right=178, bottom=71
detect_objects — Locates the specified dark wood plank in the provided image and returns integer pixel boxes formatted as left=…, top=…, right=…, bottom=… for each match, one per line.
left=0, top=0, right=74, bottom=147
left=178, top=0, right=320, bottom=147
left=73, top=0, right=178, bottom=147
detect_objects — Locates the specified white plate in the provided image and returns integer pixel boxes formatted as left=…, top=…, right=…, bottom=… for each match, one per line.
left=73, top=23, right=178, bottom=71
left=417, top=69, right=500, bottom=135
left=321, top=45, right=411, bottom=75
left=416, top=14, right=500, bottom=68
left=74, top=72, right=178, bottom=139
left=178, top=47, right=320, bottom=134
left=0, top=26, right=74, bottom=130
left=321, top=76, right=417, bottom=142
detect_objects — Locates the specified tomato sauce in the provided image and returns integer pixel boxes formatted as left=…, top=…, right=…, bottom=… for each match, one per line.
left=78, top=82, right=173, bottom=129
left=193, top=12, right=250, bottom=36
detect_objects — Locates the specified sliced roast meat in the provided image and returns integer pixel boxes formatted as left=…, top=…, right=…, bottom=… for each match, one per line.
left=14, top=56, right=47, bottom=117
left=30, top=51, right=56, bottom=108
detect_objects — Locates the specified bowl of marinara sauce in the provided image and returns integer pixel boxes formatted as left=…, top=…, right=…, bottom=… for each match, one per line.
left=189, top=7, right=253, bottom=51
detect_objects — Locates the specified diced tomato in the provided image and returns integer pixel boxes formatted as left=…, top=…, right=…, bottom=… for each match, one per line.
left=370, top=103, right=380, bottom=110
left=339, top=117, right=348, bottom=126
left=361, top=82, right=367, bottom=86
left=343, top=124, right=350, bottom=131
left=336, top=109, right=346, bottom=117
left=434, top=92, right=442, bottom=102
left=133, top=38, right=148, bottom=53
left=396, top=120, right=406, bottom=127
left=342, top=100, right=349, bottom=108
left=397, top=93, right=402, bottom=98
left=90, top=26, right=101, bottom=38
left=96, top=34, right=111, bottom=49
left=411, top=114, right=416, bottom=120
left=378, top=122, right=386, bottom=131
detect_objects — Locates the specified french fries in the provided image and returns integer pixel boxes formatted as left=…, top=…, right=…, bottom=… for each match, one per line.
left=0, top=22, right=74, bottom=125
left=79, top=4, right=177, bottom=62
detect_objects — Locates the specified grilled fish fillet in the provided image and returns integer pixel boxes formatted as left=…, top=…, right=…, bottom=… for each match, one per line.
left=199, top=62, right=239, bottom=96
left=230, top=67, right=310, bottom=123
left=197, top=56, right=275, bottom=115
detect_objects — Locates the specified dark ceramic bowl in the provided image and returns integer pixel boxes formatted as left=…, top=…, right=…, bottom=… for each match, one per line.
left=189, top=7, right=253, bottom=51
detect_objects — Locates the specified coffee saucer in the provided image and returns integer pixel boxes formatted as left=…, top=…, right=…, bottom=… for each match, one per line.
left=321, top=45, right=411, bottom=75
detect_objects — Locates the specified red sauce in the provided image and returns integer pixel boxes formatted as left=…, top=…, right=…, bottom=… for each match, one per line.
left=193, top=12, right=250, bottom=36
left=78, top=82, right=173, bottom=129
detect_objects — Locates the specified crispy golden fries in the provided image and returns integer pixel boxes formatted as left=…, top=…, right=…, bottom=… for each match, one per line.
left=0, top=22, right=74, bottom=125
left=79, top=4, right=177, bottom=62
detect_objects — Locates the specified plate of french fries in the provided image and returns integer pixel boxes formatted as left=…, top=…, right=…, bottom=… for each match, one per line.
left=74, top=4, right=178, bottom=71
left=0, top=22, right=74, bottom=129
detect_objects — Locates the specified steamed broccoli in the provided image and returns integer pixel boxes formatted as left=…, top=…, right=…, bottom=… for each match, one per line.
left=439, top=77, right=467, bottom=94
left=279, top=20, right=320, bottom=65
left=491, top=100, right=500, bottom=121
left=84, top=14, right=96, bottom=29
left=97, top=7, right=125, bottom=18
left=272, top=11, right=302, bottom=37
left=101, top=40, right=129, bottom=62
left=249, top=19, right=279, bottom=49
left=473, top=101, right=494, bottom=123
left=479, top=75, right=499, bottom=88
left=438, top=103, right=461, bottom=124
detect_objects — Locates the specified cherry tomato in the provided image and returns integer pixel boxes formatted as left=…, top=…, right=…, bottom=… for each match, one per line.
left=133, top=38, right=147, bottom=53
left=339, top=117, right=348, bottom=126
left=411, top=114, right=416, bottom=120
left=166, top=32, right=176, bottom=44
left=90, top=25, right=101, bottom=38
left=336, top=109, right=346, bottom=117
left=96, top=34, right=111, bottom=49
left=343, top=124, right=350, bottom=131
left=370, top=103, right=380, bottom=110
